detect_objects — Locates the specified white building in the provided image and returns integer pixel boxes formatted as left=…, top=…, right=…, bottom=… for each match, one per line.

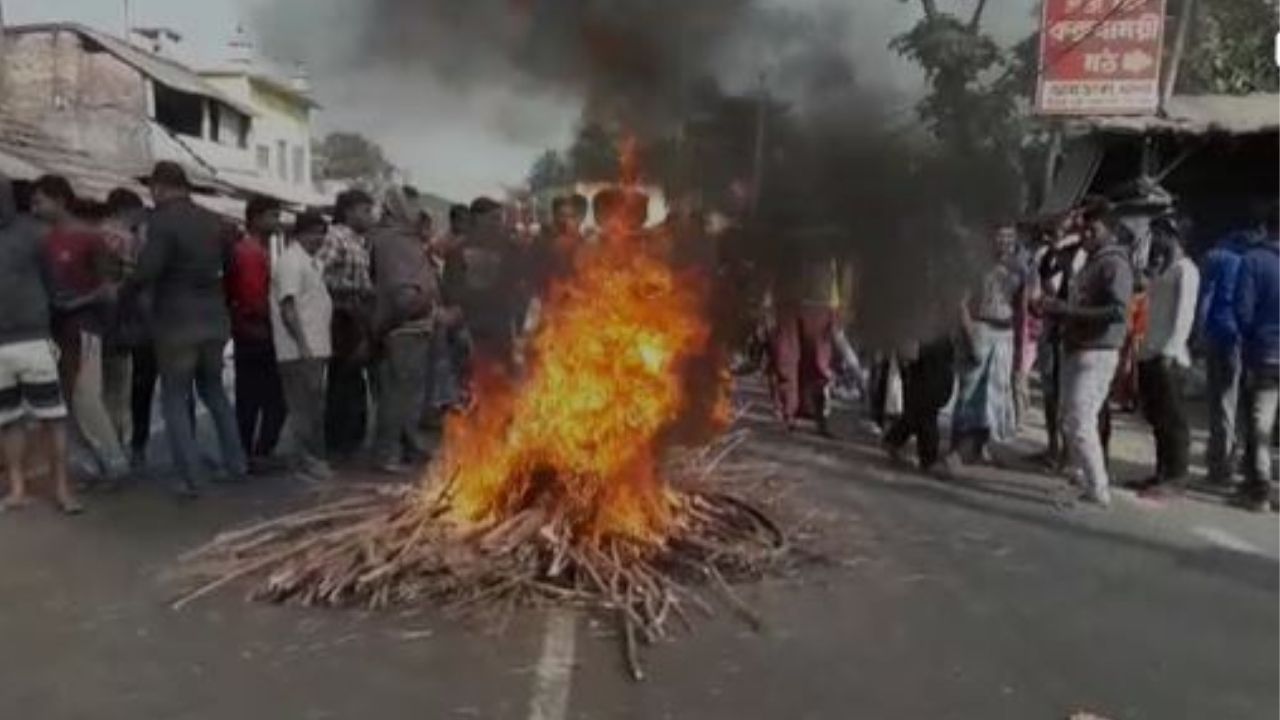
left=199, top=29, right=325, bottom=207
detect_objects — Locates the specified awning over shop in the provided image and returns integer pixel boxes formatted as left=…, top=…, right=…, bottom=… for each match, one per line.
left=1067, top=94, right=1279, bottom=136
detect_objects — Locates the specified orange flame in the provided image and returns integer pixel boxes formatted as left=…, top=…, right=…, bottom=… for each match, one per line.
left=429, top=166, right=718, bottom=546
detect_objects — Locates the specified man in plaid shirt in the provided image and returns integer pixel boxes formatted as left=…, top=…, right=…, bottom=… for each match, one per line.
left=317, top=189, right=376, bottom=456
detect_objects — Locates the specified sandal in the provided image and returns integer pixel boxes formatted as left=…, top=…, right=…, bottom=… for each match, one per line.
left=56, top=496, right=85, bottom=516
left=2, top=496, right=32, bottom=512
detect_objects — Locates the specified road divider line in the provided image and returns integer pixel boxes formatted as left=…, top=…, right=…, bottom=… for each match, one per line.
left=528, top=608, right=577, bottom=720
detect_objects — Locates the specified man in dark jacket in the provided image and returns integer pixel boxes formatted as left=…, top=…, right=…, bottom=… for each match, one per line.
left=369, top=187, right=439, bottom=473
left=133, top=162, right=246, bottom=497
left=0, top=174, right=78, bottom=513
left=1042, top=203, right=1135, bottom=507
left=1233, top=207, right=1280, bottom=511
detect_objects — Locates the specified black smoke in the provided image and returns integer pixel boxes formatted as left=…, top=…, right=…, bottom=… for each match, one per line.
left=254, top=0, right=1025, bottom=348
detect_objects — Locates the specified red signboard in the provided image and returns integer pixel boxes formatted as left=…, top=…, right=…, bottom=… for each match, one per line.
left=1036, top=0, right=1167, bottom=115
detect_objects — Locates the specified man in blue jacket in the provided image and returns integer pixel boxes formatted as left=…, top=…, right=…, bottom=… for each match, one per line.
left=1234, top=207, right=1280, bottom=512
left=1197, top=228, right=1254, bottom=485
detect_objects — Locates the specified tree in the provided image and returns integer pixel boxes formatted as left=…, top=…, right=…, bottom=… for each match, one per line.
left=527, top=149, right=571, bottom=192
left=890, top=0, right=1028, bottom=221
left=1180, top=0, right=1280, bottom=94
left=567, top=122, right=621, bottom=182
left=313, top=131, right=397, bottom=184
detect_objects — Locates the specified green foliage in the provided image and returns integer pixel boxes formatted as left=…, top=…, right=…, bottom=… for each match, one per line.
left=527, top=150, right=571, bottom=192
left=567, top=122, right=621, bottom=182
left=889, top=4, right=1019, bottom=156
left=314, top=132, right=396, bottom=183
left=1181, top=0, right=1280, bottom=94
left=889, top=0, right=1030, bottom=219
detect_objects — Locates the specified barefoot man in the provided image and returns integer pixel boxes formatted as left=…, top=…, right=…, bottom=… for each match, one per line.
left=0, top=174, right=78, bottom=513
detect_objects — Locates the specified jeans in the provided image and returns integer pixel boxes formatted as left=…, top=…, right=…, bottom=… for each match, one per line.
left=1205, top=344, right=1242, bottom=483
left=130, top=344, right=159, bottom=458
left=884, top=340, right=955, bottom=469
left=1138, top=357, right=1190, bottom=483
left=1062, top=349, right=1120, bottom=500
left=157, top=339, right=246, bottom=489
left=57, top=329, right=129, bottom=477
left=233, top=337, right=286, bottom=458
left=102, top=349, right=131, bottom=447
left=326, top=309, right=370, bottom=455
left=373, top=331, right=431, bottom=465
left=279, top=359, right=327, bottom=463
left=1040, top=338, right=1064, bottom=457
left=1241, top=368, right=1280, bottom=500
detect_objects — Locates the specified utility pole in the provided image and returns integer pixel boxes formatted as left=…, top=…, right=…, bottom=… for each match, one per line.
left=749, top=71, right=767, bottom=219
left=0, top=0, right=8, bottom=102
left=123, top=0, right=132, bottom=37
left=1161, top=0, right=1196, bottom=107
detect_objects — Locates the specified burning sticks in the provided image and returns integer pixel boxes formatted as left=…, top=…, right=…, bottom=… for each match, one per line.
left=172, top=442, right=789, bottom=679
left=175, top=158, right=795, bottom=677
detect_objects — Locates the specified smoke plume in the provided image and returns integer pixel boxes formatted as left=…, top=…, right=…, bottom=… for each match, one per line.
left=254, top=0, right=1033, bottom=348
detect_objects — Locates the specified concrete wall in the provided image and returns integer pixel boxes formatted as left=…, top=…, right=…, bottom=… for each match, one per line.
left=248, top=79, right=312, bottom=190
left=204, top=72, right=318, bottom=204
left=5, top=29, right=151, bottom=174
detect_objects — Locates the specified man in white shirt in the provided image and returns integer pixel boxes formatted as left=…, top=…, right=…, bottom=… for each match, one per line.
left=1129, top=220, right=1200, bottom=498
left=272, top=212, right=334, bottom=480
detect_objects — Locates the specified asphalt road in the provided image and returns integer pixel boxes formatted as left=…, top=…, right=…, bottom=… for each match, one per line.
left=1, top=389, right=1276, bottom=720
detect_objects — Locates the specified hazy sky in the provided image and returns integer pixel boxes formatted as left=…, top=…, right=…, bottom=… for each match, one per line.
left=3, top=0, right=1037, bottom=200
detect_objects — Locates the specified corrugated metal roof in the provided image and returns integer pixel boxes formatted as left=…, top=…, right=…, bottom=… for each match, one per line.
left=6, top=23, right=258, bottom=118
left=1069, top=94, right=1279, bottom=135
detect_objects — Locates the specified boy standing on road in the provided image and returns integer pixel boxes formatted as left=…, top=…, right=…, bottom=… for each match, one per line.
left=32, top=175, right=130, bottom=486
left=1130, top=221, right=1199, bottom=498
left=0, top=174, right=79, bottom=513
left=317, top=190, right=376, bottom=457
left=228, top=196, right=287, bottom=470
left=272, top=212, right=334, bottom=480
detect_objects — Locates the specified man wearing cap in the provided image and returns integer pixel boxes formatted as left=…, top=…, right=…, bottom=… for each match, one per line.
left=132, top=162, right=246, bottom=498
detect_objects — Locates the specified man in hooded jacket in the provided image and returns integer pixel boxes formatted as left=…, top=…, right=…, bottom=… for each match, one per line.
left=369, top=187, right=439, bottom=473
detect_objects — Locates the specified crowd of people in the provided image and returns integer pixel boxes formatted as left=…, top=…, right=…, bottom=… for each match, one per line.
left=0, top=162, right=600, bottom=511
left=764, top=197, right=1280, bottom=512
left=1, top=160, right=1276, bottom=517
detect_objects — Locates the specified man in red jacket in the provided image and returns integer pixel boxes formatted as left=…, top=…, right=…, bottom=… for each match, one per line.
left=226, top=196, right=285, bottom=470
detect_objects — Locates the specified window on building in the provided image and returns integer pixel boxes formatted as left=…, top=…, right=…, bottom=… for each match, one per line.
left=276, top=140, right=287, bottom=181
left=256, top=145, right=270, bottom=171
left=153, top=83, right=204, bottom=137
left=208, top=104, right=221, bottom=143
left=236, top=114, right=250, bottom=149
left=292, top=145, right=305, bottom=186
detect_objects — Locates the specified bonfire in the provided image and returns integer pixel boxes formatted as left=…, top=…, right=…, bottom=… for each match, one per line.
left=175, top=153, right=788, bottom=679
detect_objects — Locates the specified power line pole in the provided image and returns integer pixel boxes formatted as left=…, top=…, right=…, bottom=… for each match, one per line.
left=749, top=71, right=767, bottom=219
left=0, top=0, right=8, bottom=101
left=1162, top=0, right=1197, bottom=106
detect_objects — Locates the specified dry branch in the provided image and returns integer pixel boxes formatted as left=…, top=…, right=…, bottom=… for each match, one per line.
left=172, top=433, right=793, bottom=678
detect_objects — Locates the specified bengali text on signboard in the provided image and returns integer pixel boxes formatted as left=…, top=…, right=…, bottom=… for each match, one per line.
left=1036, top=0, right=1166, bottom=115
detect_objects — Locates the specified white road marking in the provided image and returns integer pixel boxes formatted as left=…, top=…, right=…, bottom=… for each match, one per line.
left=1191, top=525, right=1267, bottom=556
left=528, top=609, right=577, bottom=720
